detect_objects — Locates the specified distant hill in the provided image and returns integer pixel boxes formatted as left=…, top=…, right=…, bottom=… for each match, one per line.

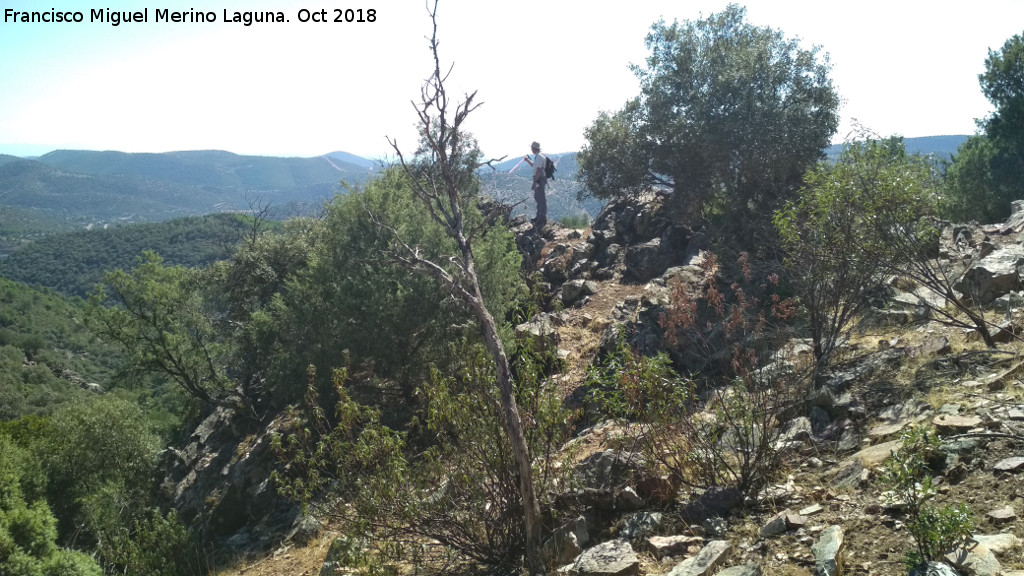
left=39, top=149, right=370, bottom=190
left=325, top=151, right=380, bottom=169
left=0, top=213, right=250, bottom=298
left=826, top=135, right=969, bottom=161
left=0, top=136, right=972, bottom=235
left=0, top=150, right=377, bottom=230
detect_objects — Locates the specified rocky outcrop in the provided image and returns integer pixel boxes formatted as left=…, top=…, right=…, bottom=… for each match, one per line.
left=953, top=245, right=1024, bottom=305
left=160, top=408, right=304, bottom=553
left=508, top=189, right=692, bottom=300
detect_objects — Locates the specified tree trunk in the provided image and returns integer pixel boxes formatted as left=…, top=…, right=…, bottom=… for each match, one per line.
left=474, top=300, right=545, bottom=574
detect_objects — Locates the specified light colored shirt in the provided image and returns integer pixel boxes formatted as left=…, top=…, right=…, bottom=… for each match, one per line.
left=532, top=153, right=546, bottom=177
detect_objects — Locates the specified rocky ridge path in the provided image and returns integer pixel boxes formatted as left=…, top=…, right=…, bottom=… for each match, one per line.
left=214, top=196, right=1024, bottom=576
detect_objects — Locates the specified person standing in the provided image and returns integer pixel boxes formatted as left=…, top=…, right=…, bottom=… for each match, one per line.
left=523, top=141, right=547, bottom=229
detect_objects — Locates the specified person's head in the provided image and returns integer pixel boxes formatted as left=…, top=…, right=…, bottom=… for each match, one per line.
left=530, top=141, right=540, bottom=153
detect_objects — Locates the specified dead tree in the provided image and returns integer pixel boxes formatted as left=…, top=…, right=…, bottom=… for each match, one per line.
left=377, top=1, right=545, bottom=573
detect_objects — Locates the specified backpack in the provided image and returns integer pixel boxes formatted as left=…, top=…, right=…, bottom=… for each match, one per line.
left=544, top=156, right=556, bottom=180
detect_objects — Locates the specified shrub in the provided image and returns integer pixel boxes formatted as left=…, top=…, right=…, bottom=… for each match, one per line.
left=558, top=214, right=590, bottom=229
left=588, top=252, right=803, bottom=498
left=775, top=140, right=904, bottom=383
left=588, top=335, right=793, bottom=499
left=881, top=427, right=975, bottom=569
left=273, top=339, right=574, bottom=571
left=0, top=439, right=103, bottom=576
left=272, top=167, right=523, bottom=406
left=40, top=398, right=160, bottom=543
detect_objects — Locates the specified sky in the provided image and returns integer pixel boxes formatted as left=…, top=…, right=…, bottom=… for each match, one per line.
left=1, top=0, right=1022, bottom=160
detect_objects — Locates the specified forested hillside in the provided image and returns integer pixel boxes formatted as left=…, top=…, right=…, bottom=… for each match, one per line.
left=0, top=150, right=368, bottom=229
left=0, top=213, right=253, bottom=298
left=0, top=277, right=126, bottom=420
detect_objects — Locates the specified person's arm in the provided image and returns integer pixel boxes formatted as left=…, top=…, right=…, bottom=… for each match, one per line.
left=524, top=155, right=534, bottom=167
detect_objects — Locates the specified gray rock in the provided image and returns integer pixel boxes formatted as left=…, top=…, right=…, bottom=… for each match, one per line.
left=647, top=535, right=704, bottom=560
left=574, top=539, right=640, bottom=576
left=760, top=512, right=789, bottom=539
left=514, top=314, right=559, bottom=355
left=761, top=509, right=808, bottom=538
left=286, top=513, right=321, bottom=545
left=831, top=460, right=865, bottom=489
left=953, top=246, right=1024, bottom=305
left=972, top=533, right=1022, bottom=555
left=574, top=450, right=648, bottom=491
left=810, top=407, right=831, bottom=436
left=986, top=506, right=1016, bottom=524
left=799, top=503, right=824, bottom=517
left=933, top=414, right=983, bottom=433
left=716, top=564, right=763, bottom=576
left=780, top=417, right=813, bottom=444
left=543, top=525, right=582, bottom=566
left=811, top=525, right=845, bottom=576
left=665, top=540, right=732, bottom=576
left=909, top=562, right=962, bottom=576
left=993, top=456, right=1024, bottom=473
left=941, top=437, right=984, bottom=456
left=852, top=439, right=902, bottom=468
left=879, top=399, right=933, bottom=422
left=993, top=291, right=1024, bottom=313
left=617, top=486, right=645, bottom=511
left=620, top=511, right=662, bottom=541
left=623, top=239, right=665, bottom=282
left=945, top=541, right=1002, bottom=576
left=562, top=279, right=598, bottom=306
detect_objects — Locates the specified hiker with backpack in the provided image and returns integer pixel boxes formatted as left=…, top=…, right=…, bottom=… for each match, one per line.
left=523, top=141, right=555, bottom=229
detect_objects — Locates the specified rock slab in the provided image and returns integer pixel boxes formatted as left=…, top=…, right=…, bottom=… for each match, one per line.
left=945, top=541, right=1002, bottom=576
left=993, top=457, right=1024, bottom=473
left=811, top=525, right=845, bottom=576
left=574, top=540, right=640, bottom=576
left=665, top=540, right=732, bottom=576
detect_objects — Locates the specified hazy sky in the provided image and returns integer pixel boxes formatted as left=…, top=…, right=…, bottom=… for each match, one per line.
left=1, top=0, right=1022, bottom=159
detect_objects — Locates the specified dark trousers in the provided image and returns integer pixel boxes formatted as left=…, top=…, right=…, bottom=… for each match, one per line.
left=532, top=178, right=547, bottom=228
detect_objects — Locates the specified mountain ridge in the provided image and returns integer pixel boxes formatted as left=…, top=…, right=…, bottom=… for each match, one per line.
left=0, top=135, right=971, bottom=230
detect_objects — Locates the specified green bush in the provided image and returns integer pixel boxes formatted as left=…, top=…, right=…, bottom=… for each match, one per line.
left=40, top=398, right=160, bottom=543
left=775, top=137, right=930, bottom=384
left=42, top=550, right=104, bottom=576
left=0, top=435, right=103, bottom=576
left=881, top=427, right=975, bottom=569
left=274, top=338, right=574, bottom=570
left=274, top=167, right=523, bottom=406
left=558, top=214, right=590, bottom=229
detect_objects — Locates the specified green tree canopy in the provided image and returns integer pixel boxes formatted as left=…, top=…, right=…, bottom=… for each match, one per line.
left=276, top=165, right=523, bottom=405
left=87, top=252, right=238, bottom=409
left=775, top=137, right=936, bottom=378
left=578, top=4, right=839, bottom=236
left=944, top=33, right=1024, bottom=222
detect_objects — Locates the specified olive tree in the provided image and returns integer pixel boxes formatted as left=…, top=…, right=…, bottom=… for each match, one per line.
left=579, top=4, right=839, bottom=237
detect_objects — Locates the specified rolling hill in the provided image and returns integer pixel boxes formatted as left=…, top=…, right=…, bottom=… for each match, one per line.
left=0, top=136, right=971, bottom=235
left=0, top=150, right=376, bottom=229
